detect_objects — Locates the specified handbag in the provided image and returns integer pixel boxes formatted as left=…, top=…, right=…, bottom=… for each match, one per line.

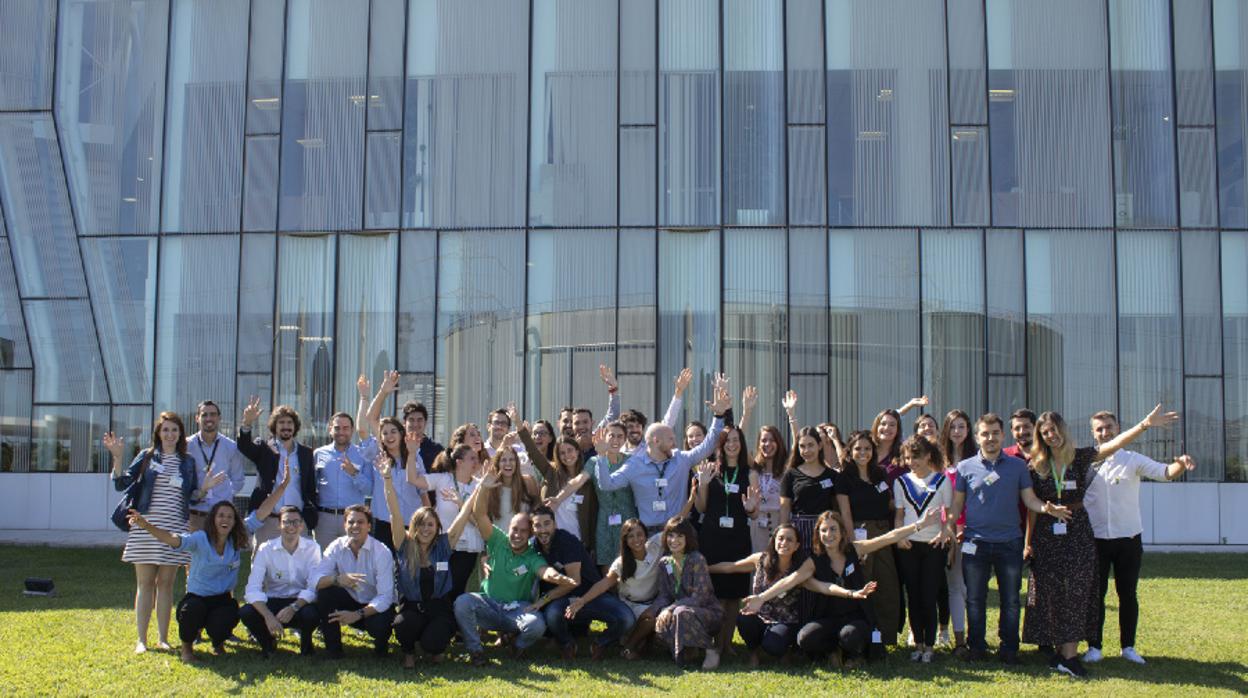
left=110, top=449, right=153, bottom=532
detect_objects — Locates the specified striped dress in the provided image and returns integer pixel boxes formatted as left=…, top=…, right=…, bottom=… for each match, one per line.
left=122, top=454, right=192, bottom=566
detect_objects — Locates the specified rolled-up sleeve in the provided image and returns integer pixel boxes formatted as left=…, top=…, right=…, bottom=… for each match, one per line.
left=298, top=546, right=322, bottom=603
left=244, top=548, right=269, bottom=604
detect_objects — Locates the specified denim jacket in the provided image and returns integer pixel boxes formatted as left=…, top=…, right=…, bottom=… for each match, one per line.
left=112, top=449, right=201, bottom=521
left=396, top=533, right=454, bottom=603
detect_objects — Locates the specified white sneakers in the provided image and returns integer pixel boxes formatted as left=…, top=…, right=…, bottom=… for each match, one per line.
left=702, top=648, right=721, bottom=670
left=1082, top=647, right=1103, bottom=663
left=1121, top=647, right=1146, bottom=664
left=937, top=627, right=951, bottom=647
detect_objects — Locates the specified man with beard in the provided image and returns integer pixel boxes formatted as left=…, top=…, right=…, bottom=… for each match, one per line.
left=360, top=369, right=444, bottom=469
left=186, top=401, right=245, bottom=533
left=311, top=410, right=377, bottom=549
left=563, top=365, right=624, bottom=459
left=239, top=396, right=319, bottom=546
left=621, top=368, right=693, bottom=455
left=1002, top=409, right=1036, bottom=462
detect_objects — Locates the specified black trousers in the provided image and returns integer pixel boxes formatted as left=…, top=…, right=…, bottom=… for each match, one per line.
left=394, top=598, right=457, bottom=655
left=897, top=541, right=944, bottom=646
left=737, top=614, right=797, bottom=657
left=937, top=568, right=950, bottom=628
left=316, top=586, right=395, bottom=654
left=177, top=593, right=238, bottom=645
left=448, top=550, right=478, bottom=601
left=796, top=615, right=870, bottom=660
left=1092, top=534, right=1143, bottom=649
left=238, top=597, right=320, bottom=654
left=374, top=520, right=397, bottom=553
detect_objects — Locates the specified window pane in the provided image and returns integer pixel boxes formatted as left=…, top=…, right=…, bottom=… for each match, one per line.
left=1185, top=377, right=1224, bottom=481
left=791, top=373, right=829, bottom=432
left=246, top=0, right=285, bottom=135
left=0, top=0, right=56, bottom=110
left=276, top=235, right=336, bottom=436
left=154, top=235, right=240, bottom=429
left=56, top=0, right=166, bottom=235
left=32, top=405, right=110, bottom=472
left=1117, top=230, right=1183, bottom=461
left=525, top=229, right=617, bottom=421
left=659, top=0, right=720, bottom=226
left=723, top=0, right=785, bottom=226
left=989, top=374, right=1026, bottom=417
left=621, top=0, right=657, bottom=125
left=82, top=237, right=157, bottom=404
left=1179, top=127, right=1219, bottom=227
left=986, top=228, right=1024, bottom=375
left=828, top=228, right=919, bottom=429
left=826, top=0, right=950, bottom=226
left=788, top=126, right=826, bottom=226
left=397, top=231, right=436, bottom=373
left=234, top=373, right=272, bottom=457
left=365, top=131, right=401, bottom=229
left=922, top=228, right=985, bottom=419
left=0, top=371, right=32, bottom=472
left=1025, top=229, right=1116, bottom=427
left=25, top=299, right=108, bottom=403
left=786, top=0, right=825, bottom=124
left=789, top=227, right=827, bottom=374
left=436, top=230, right=525, bottom=442
left=163, top=0, right=248, bottom=234
left=987, top=0, right=1112, bottom=227
left=529, top=0, right=618, bottom=227
left=336, top=233, right=398, bottom=419
left=367, top=0, right=405, bottom=132
left=243, top=135, right=279, bottom=232
left=0, top=114, right=87, bottom=297
left=279, top=0, right=368, bottom=231
left=1174, top=0, right=1214, bottom=126
left=952, top=127, right=990, bottom=226
left=1109, top=0, right=1176, bottom=228
left=238, top=234, right=275, bottom=373
left=947, top=0, right=988, bottom=125
left=620, top=127, right=657, bottom=226
left=1224, top=231, right=1248, bottom=481
left=111, top=405, right=152, bottom=464
left=403, top=0, right=529, bottom=228
left=725, top=229, right=787, bottom=430
left=1214, top=0, right=1248, bottom=227
left=1182, top=229, right=1222, bottom=374
left=658, top=228, right=720, bottom=426
left=0, top=239, right=31, bottom=368
left=618, top=228, right=657, bottom=375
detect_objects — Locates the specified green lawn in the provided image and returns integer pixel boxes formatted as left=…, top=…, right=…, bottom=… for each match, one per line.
left=0, top=546, right=1244, bottom=696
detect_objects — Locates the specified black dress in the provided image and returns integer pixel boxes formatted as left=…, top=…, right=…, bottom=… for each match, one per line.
left=699, top=463, right=753, bottom=599
left=780, top=464, right=838, bottom=552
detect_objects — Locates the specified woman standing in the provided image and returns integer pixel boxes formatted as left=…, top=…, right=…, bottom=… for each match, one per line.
left=892, top=436, right=953, bottom=662
left=519, top=422, right=596, bottom=551
left=108, top=412, right=220, bottom=654
left=647, top=517, right=723, bottom=670
left=588, top=423, right=639, bottom=571
left=749, top=425, right=787, bottom=553
left=871, top=409, right=906, bottom=483
left=402, top=442, right=484, bottom=602
left=779, top=426, right=838, bottom=553
left=477, top=440, right=538, bottom=527
left=566, top=519, right=664, bottom=659
left=938, top=409, right=976, bottom=652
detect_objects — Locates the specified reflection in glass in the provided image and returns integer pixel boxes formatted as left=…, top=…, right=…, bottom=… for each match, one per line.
left=788, top=126, right=826, bottom=225
left=0, top=0, right=56, bottom=110
left=1223, top=231, right=1248, bottom=481
left=986, top=229, right=1025, bottom=375
left=725, top=229, right=786, bottom=430
left=0, top=239, right=31, bottom=368
left=336, top=234, right=398, bottom=420
left=659, top=0, right=720, bottom=226
left=789, top=228, right=827, bottom=375
left=1178, top=128, right=1219, bottom=227
left=246, top=0, right=285, bottom=135
left=620, top=128, right=656, bottom=226
left=989, top=375, right=1026, bottom=418
left=25, top=300, right=108, bottom=403
left=659, top=229, right=720, bottom=427
left=234, top=373, right=272, bottom=460
left=952, top=128, right=989, bottom=226
left=237, top=234, right=276, bottom=373
left=32, top=405, right=110, bottom=473
left=111, top=405, right=153, bottom=465
left=365, top=132, right=401, bottom=229
left=1182, top=230, right=1222, bottom=375
left=243, top=135, right=279, bottom=231
left=1214, top=0, right=1248, bottom=227
left=618, top=228, right=657, bottom=375
left=723, top=0, right=785, bottom=226
left=786, top=0, right=825, bottom=124
left=922, top=229, right=985, bottom=420
left=0, top=371, right=32, bottom=472
left=276, top=235, right=336, bottom=437
left=620, top=0, right=656, bottom=125
left=397, top=231, right=437, bottom=374
left=367, top=0, right=406, bottom=132
left=790, top=374, right=829, bottom=434
left=947, top=0, right=987, bottom=125
left=1185, top=377, right=1224, bottom=482
left=82, top=238, right=157, bottom=404
left=1173, top=0, right=1214, bottom=126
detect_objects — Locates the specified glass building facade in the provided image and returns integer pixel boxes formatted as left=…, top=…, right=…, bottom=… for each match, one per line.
left=0, top=0, right=1244, bottom=482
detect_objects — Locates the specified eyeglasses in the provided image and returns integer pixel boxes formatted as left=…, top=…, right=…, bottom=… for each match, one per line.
left=279, top=519, right=302, bottom=527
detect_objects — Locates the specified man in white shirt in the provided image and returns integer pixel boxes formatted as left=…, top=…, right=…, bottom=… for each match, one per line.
left=1082, top=410, right=1195, bottom=666
left=313, top=504, right=396, bottom=658
left=186, top=401, right=245, bottom=532
left=239, top=505, right=323, bottom=657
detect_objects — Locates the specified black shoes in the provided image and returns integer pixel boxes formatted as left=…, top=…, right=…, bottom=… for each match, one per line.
left=997, top=649, right=1020, bottom=665
left=1054, top=656, right=1089, bottom=679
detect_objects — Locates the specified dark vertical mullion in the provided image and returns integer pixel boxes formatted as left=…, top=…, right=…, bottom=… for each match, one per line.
left=359, top=0, right=375, bottom=232
left=521, top=0, right=535, bottom=414
left=614, top=0, right=623, bottom=381
left=1105, top=0, right=1122, bottom=419
left=653, top=0, right=662, bottom=411
left=942, top=0, right=955, bottom=227
left=328, top=233, right=342, bottom=437
left=0, top=197, right=35, bottom=471
left=1207, top=0, right=1228, bottom=483
left=1021, top=228, right=1029, bottom=409
left=1167, top=0, right=1188, bottom=464
left=393, top=0, right=411, bottom=407
left=916, top=228, right=925, bottom=401
left=980, top=227, right=989, bottom=412
left=234, top=0, right=260, bottom=431
left=980, top=0, right=994, bottom=225
left=781, top=0, right=792, bottom=403
left=717, top=0, right=726, bottom=376
left=270, top=0, right=291, bottom=408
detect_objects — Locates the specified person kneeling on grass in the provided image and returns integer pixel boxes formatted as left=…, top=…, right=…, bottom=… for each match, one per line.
left=648, top=516, right=723, bottom=670
left=453, top=473, right=578, bottom=666
left=239, top=503, right=322, bottom=658
left=126, top=463, right=291, bottom=663
left=313, top=503, right=396, bottom=658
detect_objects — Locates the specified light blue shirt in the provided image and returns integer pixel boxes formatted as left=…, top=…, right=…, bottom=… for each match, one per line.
left=186, top=433, right=245, bottom=513
left=955, top=451, right=1032, bottom=543
left=313, top=438, right=378, bottom=509
left=360, top=445, right=426, bottom=524
left=177, top=513, right=263, bottom=596
left=596, top=415, right=724, bottom=527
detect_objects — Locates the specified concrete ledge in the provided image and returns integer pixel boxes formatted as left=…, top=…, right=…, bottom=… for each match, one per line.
left=0, top=529, right=128, bottom=548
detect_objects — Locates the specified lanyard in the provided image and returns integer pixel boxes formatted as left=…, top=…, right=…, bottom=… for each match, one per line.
left=721, top=465, right=740, bottom=517
left=670, top=556, right=684, bottom=596
left=653, top=459, right=670, bottom=497
left=197, top=437, right=220, bottom=475
left=1054, top=463, right=1068, bottom=501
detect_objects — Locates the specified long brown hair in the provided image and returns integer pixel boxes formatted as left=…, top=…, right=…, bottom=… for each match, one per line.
left=715, top=424, right=751, bottom=471
left=1030, top=411, right=1075, bottom=478
left=760, top=523, right=803, bottom=583
left=150, top=411, right=188, bottom=455
left=401, top=506, right=442, bottom=580
left=811, top=510, right=851, bottom=557
left=549, top=436, right=583, bottom=491
left=378, top=416, right=410, bottom=467
left=484, top=447, right=534, bottom=521
left=433, top=423, right=488, bottom=473
left=938, top=409, right=976, bottom=468
left=617, top=518, right=647, bottom=582
left=839, top=430, right=887, bottom=486
left=205, top=500, right=250, bottom=551
left=871, top=408, right=902, bottom=465
left=752, top=425, right=788, bottom=479
left=785, top=426, right=829, bottom=470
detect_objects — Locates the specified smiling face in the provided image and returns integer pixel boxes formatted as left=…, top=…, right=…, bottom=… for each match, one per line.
left=572, top=411, right=592, bottom=439
left=773, top=527, right=798, bottom=557
left=1091, top=416, right=1119, bottom=445
left=1011, top=417, right=1035, bottom=449
left=684, top=424, right=706, bottom=450
left=850, top=436, right=873, bottom=467
left=380, top=421, right=403, bottom=455
left=274, top=416, right=296, bottom=443
left=158, top=419, right=182, bottom=450
left=488, top=412, right=510, bottom=441
left=532, top=511, right=556, bottom=547
left=625, top=524, right=647, bottom=555
left=496, top=448, right=518, bottom=478
left=414, top=511, right=439, bottom=546
left=507, top=513, right=532, bottom=552
left=196, top=404, right=220, bottom=435
left=817, top=518, right=842, bottom=551
left=605, top=424, right=626, bottom=453
left=723, top=429, right=742, bottom=460
left=915, top=415, right=937, bottom=441
left=976, top=420, right=1004, bottom=458
left=875, top=413, right=899, bottom=444
left=330, top=415, right=353, bottom=446
left=213, top=505, right=236, bottom=537
left=279, top=509, right=304, bottom=538
left=464, top=424, right=484, bottom=451
left=625, top=419, right=644, bottom=446
left=758, top=430, right=778, bottom=459
left=1039, top=421, right=1064, bottom=450
left=344, top=510, right=371, bottom=544
left=798, top=434, right=820, bottom=464
left=647, top=424, right=676, bottom=460
left=556, top=442, right=580, bottom=471
left=949, top=417, right=969, bottom=446
left=665, top=531, right=686, bottom=555
left=404, top=410, right=427, bottom=441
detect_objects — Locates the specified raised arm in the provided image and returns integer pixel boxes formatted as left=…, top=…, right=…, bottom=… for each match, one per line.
left=402, top=432, right=431, bottom=490
left=517, top=422, right=556, bottom=482
left=597, top=365, right=621, bottom=429
left=682, top=386, right=731, bottom=465
left=362, top=370, right=400, bottom=440
left=446, top=482, right=482, bottom=548
left=706, top=551, right=762, bottom=575
left=547, top=470, right=591, bottom=509
left=855, top=506, right=941, bottom=556
left=897, top=395, right=930, bottom=417
left=470, top=472, right=500, bottom=535
left=378, top=459, right=407, bottom=550
left=693, top=461, right=717, bottom=514
left=782, top=390, right=799, bottom=446
left=1095, top=404, right=1180, bottom=460
left=127, top=510, right=181, bottom=548
left=738, top=386, right=758, bottom=436
left=254, top=460, right=293, bottom=521
left=663, top=368, right=693, bottom=429
left=742, top=557, right=815, bottom=613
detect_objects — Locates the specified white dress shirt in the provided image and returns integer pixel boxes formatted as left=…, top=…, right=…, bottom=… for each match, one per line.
left=1085, top=449, right=1170, bottom=540
left=424, top=471, right=484, bottom=552
left=314, top=535, right=396, bottom=611
left=245, top=535, right=323, bottom=604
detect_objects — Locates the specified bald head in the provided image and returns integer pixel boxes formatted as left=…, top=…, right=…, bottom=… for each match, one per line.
left=646, top=422, right=677, bottom=461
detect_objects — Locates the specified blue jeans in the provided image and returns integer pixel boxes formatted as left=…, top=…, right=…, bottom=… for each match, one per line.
left=544, top=594, right=636, bottom=648
left=961, top=536, right=1024, bottom=653
left=452, top=593, right=546, bottom=654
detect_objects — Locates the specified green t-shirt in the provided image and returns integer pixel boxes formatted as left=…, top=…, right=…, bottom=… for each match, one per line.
left=481, top=526, right=547, bottom=604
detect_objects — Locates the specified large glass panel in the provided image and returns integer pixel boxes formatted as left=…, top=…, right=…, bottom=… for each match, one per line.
left=0, top=0, right=56, bottom=110
left=243, top=135, right=280, bottom=232
left=279, top=0, right=368, bottom=231
left=1224, top=231, right=1248, bottom=481
left=275, top=235, right=336, bottom=437
left=1025, top=229, right=1116, bottom=428
left=1182, top=229, right=1222, bottom=375
left=366, top=0, right=405, bottom=132
left=162, top=0, right=249, bottom=233
left=922, top=228, right=985, bottom=419
left=1179, top=128, right=1219, bottom=227
left=31, top=405, right=109, bottom=472
left=826, top=0, right=950, bottom=227
left=246, top=0, right=285, bottom=135
left=987, top=0, right=1112, bottom=227
left=658, top=228, right=720, bottom=427
left=1108, top=0, right=1176, bottom=228
left=234, top=373, right=272, bottom=451
left=0, top=239, right=31, bottom=368
left=529, top=0, right=618, bottom=227
left=786, top=0, right=825, bottom=124
left=828, top=228, right=920, bottom=430
left=365, top=131, right=401, bottom=229
left=1214, top=0, right=1248, bottom=228
left=789, top=227, right=827, bottom=375
left=82, top=238, right=156, bottom=404
left=947, top=0, right=988, bottom=125
left=952, top=127, right=990, bottom=226
left=397, top=231, right=436, bottom=374
left=725, top=229, right=786, bottom=430
left=986, top=228, right=1025, bottom=375
left=723, top=0, right=785, bottom=226
left=24, top=299, right=108, bottom=403
left=618, top=228, right=657, bottom=375
left=403, top=0, right=529, bottom=228
left=56, top=0, right=167, bottom=235
left=989, top=374, right=1026, bottom=417
left=0, top=371, right=33, bottom=472
left=788, top=126, right=826, bottom=225
left=659, top=0, right=720, bottom=226
left=1174, top=0, right=1214, bottom=126
left=336, top=233, right=398, bottom=419
left=435, top=230, right=525, bottom=442
left=790, top=373, right=829, bottom=433
left=620, top=127, right=657, bottom=226
left=621, top=0, right=657, bottom=125
left=154, top=235, right=240, bottom=431
left=111, top=405, right=152, bottom=464
left=1185, top=377, right=1224, bottom=481
left=525, top=229, right=617, bottom=422
left=1117, top=230, right=1183, bottom=460
left=237, top=234, right=276, bottom=373
left=0, top=114, right=87, bottom=298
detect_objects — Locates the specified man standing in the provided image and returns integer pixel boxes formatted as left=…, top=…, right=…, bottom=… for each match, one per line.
left=240, top=504, right=323, bottom=657
left=620, top=368, right=692, bottom=455
left=948, top=413, right=1070, bottom=665
left=313, top=504, right=396, bottom=658
left=1002, top=409, right=1037, bottom=461
left=312, top=411, right=376, bottom=549
left=1083, top=410, right=1195, bottom=665
left=185, top=400, right=245, bottom=532
left=238, top=396, right=319, bottom=545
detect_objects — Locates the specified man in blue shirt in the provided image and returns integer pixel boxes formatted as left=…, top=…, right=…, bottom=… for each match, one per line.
left=312, top=411, right=377, bottom=548
left=948, top=413, right=1070, bottom=665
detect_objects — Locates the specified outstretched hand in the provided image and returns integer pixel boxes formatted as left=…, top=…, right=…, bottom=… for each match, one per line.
left=1142, top=403, right=1180, bottom=430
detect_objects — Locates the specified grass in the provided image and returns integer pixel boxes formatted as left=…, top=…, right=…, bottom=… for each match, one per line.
left=0, top=546, right=1245, bottom=696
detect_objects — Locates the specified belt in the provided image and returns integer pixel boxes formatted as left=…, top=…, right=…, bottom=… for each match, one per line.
left=318, top=506, right=349, bottom=515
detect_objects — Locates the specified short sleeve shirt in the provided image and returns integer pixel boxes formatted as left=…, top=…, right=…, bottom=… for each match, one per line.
left=537, top=529, right=601, bottom=596
left=481, top=526, right=548, bottom=604
left=955, top=452, right=1031, bottom=543
left=779, top=465, right=838, bottom=516
left=834, top=471, right=893, bottom=522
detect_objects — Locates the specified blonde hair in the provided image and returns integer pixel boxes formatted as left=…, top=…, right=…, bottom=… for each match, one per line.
left=401, top=507, right=442, bottom=580
left=1029, top=411, right=1075, bottom=477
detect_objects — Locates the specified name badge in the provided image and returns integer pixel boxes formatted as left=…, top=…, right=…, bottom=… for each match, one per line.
left=854, top=528, right=867, bottom=541
left=229, top=560, right=240, bottom=570
left=724, top=483, right=740, bottom=494
left=1063, top=480, right=1076, bottom=491
left=503, top=601, right=521, bottom=611
left=436, top=561, right=449, bottom=572
left=844, top=562, right=855, bottom=576
left=665, top=561, right=674, bottom=574
left=719, top=516, right=734, bottom=529
left=983, top=471, right=1000, bottom=486
left=1053, top=522, right=1068, bottom=535
left=169, top=475, right=183, bottom=488
left=820, top=479, right=833, bottom=489
left=655, top=478, right=668, bottom=488
left=756, top=515, right=770, bottom=529
left=572, top=494, right=584, bottom=505
left=652, top=500, right=667, bottom=512
left=961, top=541, right=978, bottom=555
left=871, top=630, right=882, bottom=644
left=514, top=564, right=528, bottom=576
left=876, top=481, right=889, bottom=493
left=608, top=513, right=623, bottom=526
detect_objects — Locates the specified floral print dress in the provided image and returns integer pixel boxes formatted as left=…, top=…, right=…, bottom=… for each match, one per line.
left=646, top=550, right=723, bottom=658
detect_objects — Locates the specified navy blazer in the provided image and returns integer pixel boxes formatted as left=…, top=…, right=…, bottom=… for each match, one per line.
left=237, top=426, right=319, bottom=531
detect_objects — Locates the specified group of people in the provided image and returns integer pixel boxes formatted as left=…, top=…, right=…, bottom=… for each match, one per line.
left=110, top=366, right=1195, bottom=678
